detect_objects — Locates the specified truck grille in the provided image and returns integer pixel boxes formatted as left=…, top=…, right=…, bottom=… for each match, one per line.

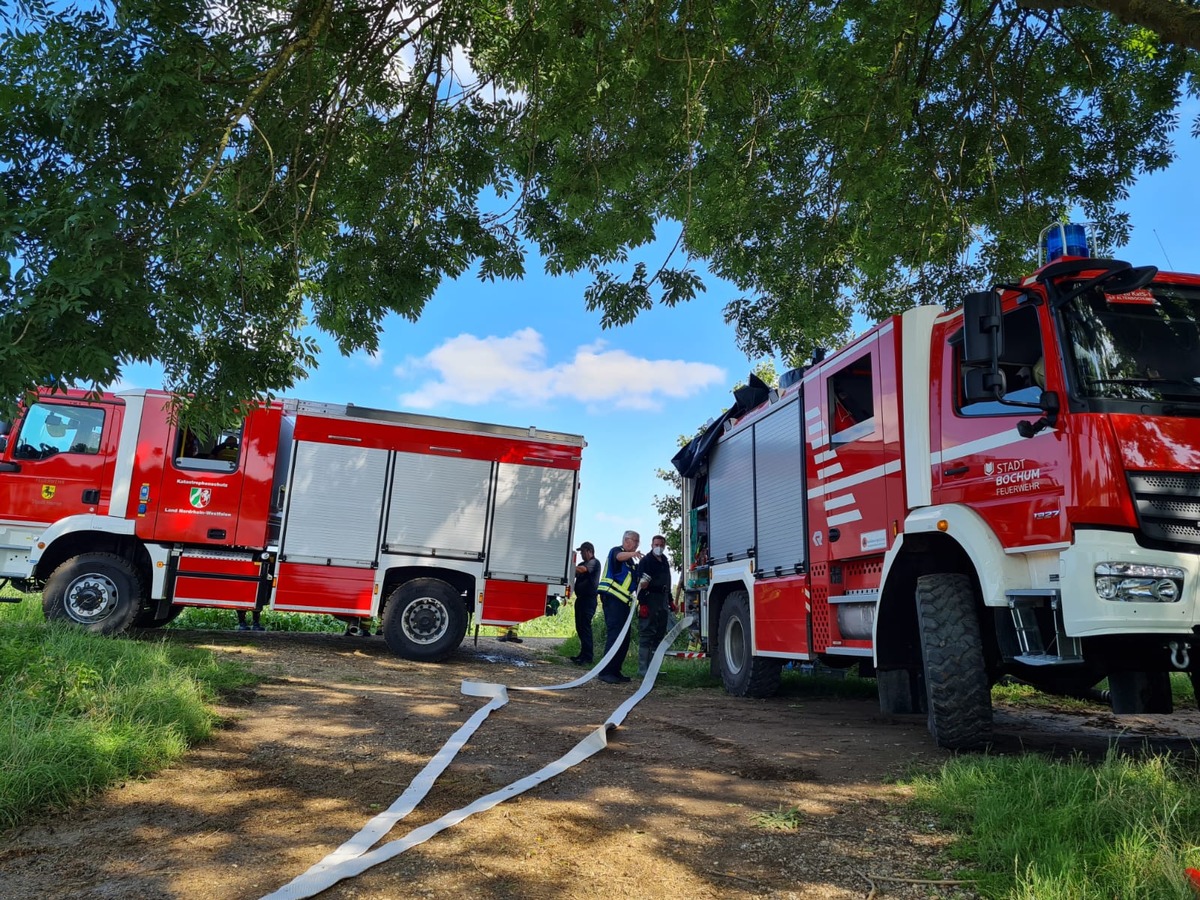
left=1128, top=472, right=1200, bottom=548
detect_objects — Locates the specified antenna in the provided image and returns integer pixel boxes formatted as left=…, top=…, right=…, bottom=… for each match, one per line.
left=1152, top=229, right=1175, bottom=270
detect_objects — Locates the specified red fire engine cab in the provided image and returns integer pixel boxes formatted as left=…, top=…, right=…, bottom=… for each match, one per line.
left=676, top=224, right=1200, bottom=748
left=0, top=392, right=583, bottom=661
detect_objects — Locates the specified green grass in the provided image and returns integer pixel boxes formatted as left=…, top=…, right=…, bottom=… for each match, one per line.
left=0, top=588, right=42, bottom=625
left=0, top=587, right=254, bottom=830
left=992, top=674, right=1196, bottom=711
left=991, top=679, right=1098, bottom=711
left=544, top=608, right=715, bottom=685
left=476, top=605, right=577, bottom=639
left=753, top=805, right=806, bottom=831
left=172, top=598, right=581, bottom=637
left=169, top=606, right=349, bottom=633
left=540, top=607, right=882, bottom=693
left=908, top=751, right=1200, bottom=899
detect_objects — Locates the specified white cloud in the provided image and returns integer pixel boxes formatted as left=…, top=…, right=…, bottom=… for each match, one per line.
left=396, top=329, right=725, bottom=411
left=356, top=349, right=384, bottom=368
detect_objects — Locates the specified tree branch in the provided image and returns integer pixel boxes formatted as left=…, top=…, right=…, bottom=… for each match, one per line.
left=1018, top=0, right=1200, bottom=52
left=178, top=0, right=335, bottom=205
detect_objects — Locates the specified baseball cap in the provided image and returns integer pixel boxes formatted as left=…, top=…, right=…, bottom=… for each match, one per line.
left=576, top=541, right=594, bottom=553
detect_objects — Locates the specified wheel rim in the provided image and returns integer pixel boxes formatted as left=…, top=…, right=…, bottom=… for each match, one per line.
left=401, top=596, right=450, bottom=645
left=63, top=572, right=121, bottom=624
left=724, top=616, right=746, bottom=675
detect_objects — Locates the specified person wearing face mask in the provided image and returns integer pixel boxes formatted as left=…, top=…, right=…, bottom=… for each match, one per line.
left=632, top=535, right=672, bottom=677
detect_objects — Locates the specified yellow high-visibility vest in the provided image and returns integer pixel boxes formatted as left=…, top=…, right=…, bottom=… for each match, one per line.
left=598, top=554, right=635, bottom=604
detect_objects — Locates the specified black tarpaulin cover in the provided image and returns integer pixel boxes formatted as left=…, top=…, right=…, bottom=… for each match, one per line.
left=670, top=373, right=772, bottom=478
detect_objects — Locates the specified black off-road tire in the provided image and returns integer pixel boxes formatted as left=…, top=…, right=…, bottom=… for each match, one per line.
left=381, top=578, right=468, bottom=662
left=42, top=552, right=144, bottom=635
left=717, top=590, right=782, bottom=698
left=915, top=573, right=992, bottom=750
left=1108, top=670, right=1174, bottom=714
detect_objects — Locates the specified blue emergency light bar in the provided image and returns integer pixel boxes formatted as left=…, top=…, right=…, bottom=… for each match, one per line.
left=1039, top=222, right=1093, bottom=265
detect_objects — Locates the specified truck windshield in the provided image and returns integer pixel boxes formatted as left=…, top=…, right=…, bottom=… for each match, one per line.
left=1059, top=283, right=1200, bottom=402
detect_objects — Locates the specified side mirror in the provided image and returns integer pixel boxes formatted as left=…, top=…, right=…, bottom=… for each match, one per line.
left=961, top=290, right=1004, bottom=364
left=963, top=366, right=1007, bottom=404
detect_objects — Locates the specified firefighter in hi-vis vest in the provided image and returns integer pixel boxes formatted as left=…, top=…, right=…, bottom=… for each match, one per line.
left=596, top=530, right=643, bottom=684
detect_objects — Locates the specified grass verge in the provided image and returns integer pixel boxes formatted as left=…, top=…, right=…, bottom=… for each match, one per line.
left=169, top=606, right=348, bottom=633
left=0, top=593, right=255, bottom=831
left=908, top=750, right=1200, bottom=899
left=993, top=674, right=1196, bottom=711
left=546, top=610, right=881, bottom=694
left=171, top=598, right=581, bottom=637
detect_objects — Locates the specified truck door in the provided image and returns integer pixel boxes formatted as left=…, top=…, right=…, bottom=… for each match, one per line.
left=934, top=302, right=1068, bottom=548
left=807, top=339, right=899, bottom=657
left=813, top=345, right=894, bottom=563
left=2, top=398, right=120, bottom=525
left=143, top=406, right=252, bottom=547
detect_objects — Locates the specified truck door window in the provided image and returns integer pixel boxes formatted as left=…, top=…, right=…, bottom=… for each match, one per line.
left=11, top=403, right=106, bottom=459
left=829, top=355, right=875, bottom=442
left=957, top=304, right=1044, bottom=416
left=174, top=426, right=243, bottom=471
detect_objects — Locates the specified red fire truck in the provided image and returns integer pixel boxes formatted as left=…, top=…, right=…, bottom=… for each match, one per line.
left=675, top=224, right=1200, bottom=748
left=0, top=392, right=583, bottom=661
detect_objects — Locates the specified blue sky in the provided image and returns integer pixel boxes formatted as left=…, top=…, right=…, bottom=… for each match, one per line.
left=116, top=120, right=1200, bottom=562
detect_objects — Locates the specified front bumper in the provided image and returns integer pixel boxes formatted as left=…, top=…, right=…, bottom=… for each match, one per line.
left=1060, top=530, right=1200, bottom=637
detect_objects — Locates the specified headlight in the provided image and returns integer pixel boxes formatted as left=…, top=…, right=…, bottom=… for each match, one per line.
left=1094, top=563, right=1184, bottom=603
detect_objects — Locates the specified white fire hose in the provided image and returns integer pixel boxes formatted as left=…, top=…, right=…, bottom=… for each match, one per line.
left=263, top=607, right=693, bottom=899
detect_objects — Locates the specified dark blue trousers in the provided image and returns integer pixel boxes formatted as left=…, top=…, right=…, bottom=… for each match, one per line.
left=573, top=591, right=597, bottom=661
left=599, top=592, right=632, bottom=678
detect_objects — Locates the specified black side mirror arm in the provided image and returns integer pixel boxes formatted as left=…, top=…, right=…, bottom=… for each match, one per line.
left=1017, top=391, right=1060, bottom=438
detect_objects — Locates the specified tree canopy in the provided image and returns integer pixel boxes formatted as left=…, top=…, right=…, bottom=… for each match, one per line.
left=1, top=0, right=1197, bottom=421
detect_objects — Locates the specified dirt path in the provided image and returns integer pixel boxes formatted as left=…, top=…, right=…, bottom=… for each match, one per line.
left=3, top=630, right=1198, bottom=900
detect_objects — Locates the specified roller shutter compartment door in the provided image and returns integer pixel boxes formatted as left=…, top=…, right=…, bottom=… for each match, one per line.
left=708, top=426, right=755, bottom=563
left=386, top=452, right=492, bottom=559
left=488, top=464, right=575, bottom=581
left=281, top=442, right=388, bottom=566
left=754, top=398, right=806, bottom=574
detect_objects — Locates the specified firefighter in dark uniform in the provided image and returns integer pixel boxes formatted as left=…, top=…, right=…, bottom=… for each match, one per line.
left=570, top=542, right=601, bottom=665
left=633, top=535, right=672, bottom=676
